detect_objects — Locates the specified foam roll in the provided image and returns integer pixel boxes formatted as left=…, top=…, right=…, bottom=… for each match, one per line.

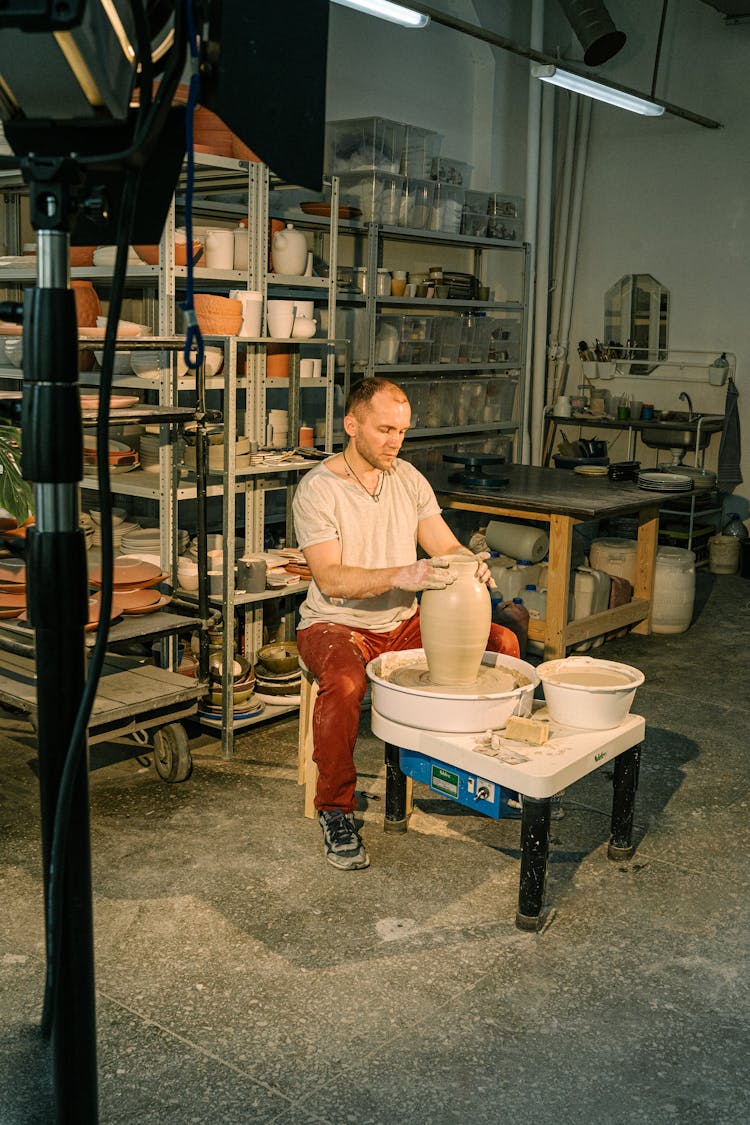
left=485, top=520, right=549, bottom=562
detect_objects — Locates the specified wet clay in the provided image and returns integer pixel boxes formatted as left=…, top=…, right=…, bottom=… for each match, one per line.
left=544, top=670, right=633, bottom=688
left=387, top=660, right=528, bottom=696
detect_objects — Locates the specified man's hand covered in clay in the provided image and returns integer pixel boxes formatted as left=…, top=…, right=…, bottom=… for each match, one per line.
left=394, top=557, right=456, bottom=592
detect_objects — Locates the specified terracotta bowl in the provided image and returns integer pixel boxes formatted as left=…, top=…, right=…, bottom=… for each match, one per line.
left=175, top=241, right=203, bottom=266
left=199, top=314, right=243, bottom=336
left=133, top=244, right=159, bottom=265
left=194, top=294, right=242, bottom=318
left=70, top=246, right=96, bottom=267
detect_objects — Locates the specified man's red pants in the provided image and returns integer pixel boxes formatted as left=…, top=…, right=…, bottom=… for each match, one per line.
left=296, top=611, right=519, bottom=813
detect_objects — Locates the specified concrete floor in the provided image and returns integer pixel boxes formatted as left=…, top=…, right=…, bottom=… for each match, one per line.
left=1, top=572, right=749, bottom=1124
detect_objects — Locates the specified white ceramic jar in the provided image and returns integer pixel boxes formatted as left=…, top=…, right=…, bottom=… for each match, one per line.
left=271, top=224, right=308, bottom=275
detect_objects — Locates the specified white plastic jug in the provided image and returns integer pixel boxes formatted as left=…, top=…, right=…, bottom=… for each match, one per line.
left=572, top=566, right=611, bottom=651
left=652, top=547, right=695, bottom=634
left=589, top=537, right=637, bottom=587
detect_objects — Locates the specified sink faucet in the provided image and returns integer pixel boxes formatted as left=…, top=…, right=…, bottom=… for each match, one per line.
left=679, top=391, right=694, bottom=420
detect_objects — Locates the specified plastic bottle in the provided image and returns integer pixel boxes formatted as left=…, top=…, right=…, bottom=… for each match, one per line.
left=722, top=512, right=748, bottom=541
left=491, top=595, right=529, bottom=659
left=522, top=583, right=547, bottom=620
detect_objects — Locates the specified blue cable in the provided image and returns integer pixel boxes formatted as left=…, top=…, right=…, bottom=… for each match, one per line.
left=180, top=0, right=204, bottom=371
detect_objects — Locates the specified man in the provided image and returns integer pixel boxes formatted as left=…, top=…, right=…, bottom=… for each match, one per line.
left=293, top=378, right=518, bottom=871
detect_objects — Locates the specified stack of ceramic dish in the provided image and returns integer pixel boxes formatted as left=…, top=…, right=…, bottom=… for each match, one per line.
left=130, top=345, right=224, bottom=380
left=656, top=464, right=717, bottom=491
left=79, top=512, right=95, bottom=551
left=199, top=654, right=263, bottom=720
left=119, top=526, right=189, bottom=557
left=89, top=556, right=172, bottom=615
left=138, top=432, right=161, bottom=472
left=83, top=437, right=139, bottom=474
left=253, top=642, right=301, bottom=705
left=638, top=470, right=693, bottom=493
left=0, top=563, right=27, bottom=617
left=89, top=515, right=141, bottom=553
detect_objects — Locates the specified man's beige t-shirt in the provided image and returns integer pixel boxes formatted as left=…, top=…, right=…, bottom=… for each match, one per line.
left=293, top=457, right=441, bottom=633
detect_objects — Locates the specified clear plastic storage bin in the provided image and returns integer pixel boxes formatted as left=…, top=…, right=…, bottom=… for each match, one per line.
left=458, top=316, right=492, bottom=364
left=429, top=183, right=465, bottom=234
left=401, top=125, right=443, bottom=178
left=461, top=190, right=490, bottom=237
left=326, top=117, right=405, bottom=173
left=376, top=315, right=435, bottom=365
left=338, top=171, right=404, bottom=224
left=433, top=317, right=462, bottom=363
left=431, top=156, right=472, bottom=187
left=483, top=378, right=517, bottom=422
left=487, top=193, right=524, bottom=240
left=398, top=179, right=435, bottom=230
left=488, top=317, right=521, bottom=364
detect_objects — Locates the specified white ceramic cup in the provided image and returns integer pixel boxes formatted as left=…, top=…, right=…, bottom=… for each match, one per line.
left=267, top=310, right=294, bottom=338
left=204, top=228, right=234, bottom=270
left=293, top=300, right=314, bottom=320
left=311, top=357, right=323, bottom=378
left=300, top=358, right=315, bottom=378
left=272, top=429, right=288, bottom=449
left=230, top=290, right=263, bottom=337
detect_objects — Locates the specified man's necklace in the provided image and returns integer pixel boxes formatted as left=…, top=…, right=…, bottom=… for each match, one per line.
left=342, top=449, right=385, bottom=502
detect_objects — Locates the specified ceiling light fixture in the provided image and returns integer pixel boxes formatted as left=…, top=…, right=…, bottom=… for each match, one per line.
left=532, top=63, right=665, bottom=116
left=330, top=1, right=429, bottom=29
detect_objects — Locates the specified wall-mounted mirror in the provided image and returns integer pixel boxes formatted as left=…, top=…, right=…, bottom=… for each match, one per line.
left=604, top=274, right=669, bottom=374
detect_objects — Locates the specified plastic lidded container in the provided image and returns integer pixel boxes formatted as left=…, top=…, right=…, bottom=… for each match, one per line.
left=430, top=156, right=473, bottom=187
left=399, top=179, right=436, bottom=230
left=401, top=125, right=443, bottom=178
left=486, top=193, right=524, bottom=240
left=429, top=183, right=465, bottom=234
left=337, top=170, right=404, bottom=224
left=651, top=546, right=695, bottom=635
left=462, top=190, right=490, bottom=237
left=326, top=117, right=405, bottom=174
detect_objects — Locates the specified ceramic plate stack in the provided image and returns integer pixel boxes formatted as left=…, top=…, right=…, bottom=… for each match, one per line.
left=253, top=642, right=301, bottom=705
left=199, top=657, right=263, bottom=721
left=139, top=432, right=161, bottom=473
left=120, top=526, right=189, bottom=557
left=91, top=519, right=141, bottom=553
left=656, top=464, right=717, bottom=491
left=638, top=470, right=693, bottom=493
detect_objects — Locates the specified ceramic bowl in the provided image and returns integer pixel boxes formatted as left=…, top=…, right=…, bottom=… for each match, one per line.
left=130, top=346, right=223, bottom=380
left=258, top=641, right=299, bottom=675
left=90, top=507, right=127, bottom=526
left=198, top=314, right=243, bottom=337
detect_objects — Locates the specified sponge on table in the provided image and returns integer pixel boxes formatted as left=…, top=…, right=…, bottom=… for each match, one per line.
left=504, top=716, right=549, bottom=745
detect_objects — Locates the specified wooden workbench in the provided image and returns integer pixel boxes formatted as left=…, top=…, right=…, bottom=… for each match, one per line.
left=433, top=463, right=666, bottom=659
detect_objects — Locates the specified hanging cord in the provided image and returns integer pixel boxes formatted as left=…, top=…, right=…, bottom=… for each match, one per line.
left=651, top=0, right=669, bottom=99
left=180, top=0, right=204, bottom=372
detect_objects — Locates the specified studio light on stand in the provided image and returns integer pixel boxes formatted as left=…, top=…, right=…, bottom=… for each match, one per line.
left=0, top=3, right=329, bottom=1121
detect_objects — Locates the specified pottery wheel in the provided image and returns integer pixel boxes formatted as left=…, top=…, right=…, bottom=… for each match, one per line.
left=387, top=660, right=522, bottom=696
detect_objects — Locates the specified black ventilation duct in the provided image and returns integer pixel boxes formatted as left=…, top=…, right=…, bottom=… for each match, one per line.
left=557, top=0, right=627, bottom=66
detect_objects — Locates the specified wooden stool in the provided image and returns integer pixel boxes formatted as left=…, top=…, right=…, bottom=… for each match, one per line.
left=297, top=663, right=319, bottom=819
left=297, top=661, right=413, bottom=820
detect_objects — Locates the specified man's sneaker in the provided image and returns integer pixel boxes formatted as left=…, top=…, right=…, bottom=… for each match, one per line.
left=319, top=810, right=370, bottom=871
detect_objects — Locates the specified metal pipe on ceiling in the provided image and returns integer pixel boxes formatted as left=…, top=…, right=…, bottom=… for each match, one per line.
left=557, top=0, right=626, bottom=66
left=399, top=2, right=721, bottom=129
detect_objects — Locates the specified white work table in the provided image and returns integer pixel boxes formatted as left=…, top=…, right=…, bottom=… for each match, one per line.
left=372, top=708, right=645, bottom=931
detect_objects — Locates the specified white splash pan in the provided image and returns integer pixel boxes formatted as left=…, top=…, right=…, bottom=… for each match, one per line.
left=366, top=648, right=538, bottom=733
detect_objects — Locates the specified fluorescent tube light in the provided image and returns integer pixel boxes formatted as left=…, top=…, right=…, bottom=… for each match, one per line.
left=532, top=63, right=665, bottom=117
left=331, top=1, right=430, bottom=29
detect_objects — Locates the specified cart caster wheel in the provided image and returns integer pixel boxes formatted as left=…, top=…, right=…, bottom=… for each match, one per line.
left=153, top=723, right=192, bottom=783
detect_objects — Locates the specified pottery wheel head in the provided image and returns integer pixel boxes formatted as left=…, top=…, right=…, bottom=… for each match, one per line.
left=387, top=661, right=520, bottom=697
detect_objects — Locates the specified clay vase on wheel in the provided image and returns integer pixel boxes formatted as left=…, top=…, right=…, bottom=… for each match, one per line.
left=419, top=555, right=491, bottom=686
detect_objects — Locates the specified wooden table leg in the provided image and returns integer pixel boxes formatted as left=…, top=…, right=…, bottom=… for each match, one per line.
left=632, top=504, right=659, bottom=635
left=544, top=513, right=574, bottom=659
left=516, top=796, right=552, bottom=930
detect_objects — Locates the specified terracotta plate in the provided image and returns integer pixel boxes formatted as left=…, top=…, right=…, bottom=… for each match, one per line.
left=300, top=202, right=362, bottom=219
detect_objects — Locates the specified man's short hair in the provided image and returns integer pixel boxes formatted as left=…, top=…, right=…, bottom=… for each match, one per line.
left=345, top=377, right=407, bottom=418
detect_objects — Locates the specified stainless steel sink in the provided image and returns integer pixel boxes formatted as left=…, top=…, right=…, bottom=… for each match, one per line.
left=640, top=412, right=723, bottom=451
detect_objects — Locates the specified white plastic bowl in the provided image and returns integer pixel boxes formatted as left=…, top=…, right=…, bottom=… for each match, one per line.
left=536, top=656, right=645, bottom=730
left=366, top=648, right=538, bottom=733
